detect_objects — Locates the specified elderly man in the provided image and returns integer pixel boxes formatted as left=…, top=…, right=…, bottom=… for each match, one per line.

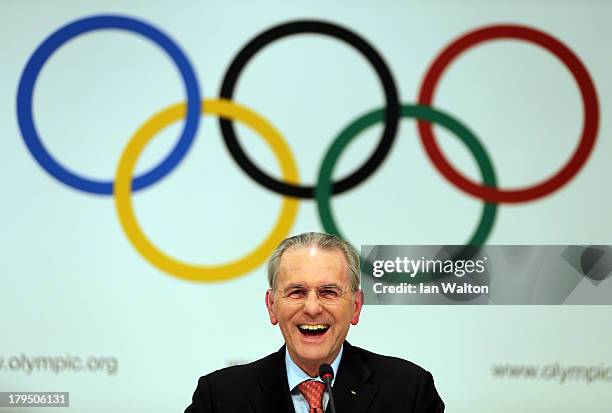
left=185, top=232, right=444, bottom=412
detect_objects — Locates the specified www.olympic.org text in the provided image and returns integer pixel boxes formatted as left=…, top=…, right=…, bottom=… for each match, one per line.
left=492, top=362, right=612, bottom=384
left=0, top=354, right=118, bottom=376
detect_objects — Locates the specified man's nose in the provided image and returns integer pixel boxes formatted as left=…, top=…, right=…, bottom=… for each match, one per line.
left=302, top=290, right=323, bottom=316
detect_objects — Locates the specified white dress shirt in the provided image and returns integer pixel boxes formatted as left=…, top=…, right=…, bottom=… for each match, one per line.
left=285, top=345, right=343, bottom=413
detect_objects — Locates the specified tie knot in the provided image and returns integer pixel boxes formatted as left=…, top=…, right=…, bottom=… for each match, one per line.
left=298, top=380, right=326, bottom=412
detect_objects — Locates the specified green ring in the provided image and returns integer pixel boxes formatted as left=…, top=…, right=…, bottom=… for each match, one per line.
left=315, top=104, right=498, bottom=284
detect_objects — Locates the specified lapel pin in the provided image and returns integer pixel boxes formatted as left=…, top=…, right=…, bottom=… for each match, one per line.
left=350, top=390, right=357, bottom=395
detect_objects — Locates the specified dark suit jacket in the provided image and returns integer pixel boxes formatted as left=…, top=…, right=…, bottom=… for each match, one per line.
left=185, top=342, right=444, bottom=412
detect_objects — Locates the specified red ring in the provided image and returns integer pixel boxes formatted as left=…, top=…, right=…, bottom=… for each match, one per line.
left=417, top=25, right=599, bottom=203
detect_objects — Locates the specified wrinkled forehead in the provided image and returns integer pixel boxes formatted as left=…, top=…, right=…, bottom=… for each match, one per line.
left=277, top=246, right=349, bottom=287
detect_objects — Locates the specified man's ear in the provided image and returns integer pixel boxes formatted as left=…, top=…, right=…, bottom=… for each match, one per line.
left=350, top=290, right=364, bottom=325
left=265, top=289, right=278, bottom=325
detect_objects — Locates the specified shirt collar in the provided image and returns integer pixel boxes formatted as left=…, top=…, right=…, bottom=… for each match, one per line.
left=285, top=345, right=343, bottom=391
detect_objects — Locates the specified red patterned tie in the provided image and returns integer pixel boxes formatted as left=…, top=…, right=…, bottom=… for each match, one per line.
left=298, top=380, right=326, bottom=413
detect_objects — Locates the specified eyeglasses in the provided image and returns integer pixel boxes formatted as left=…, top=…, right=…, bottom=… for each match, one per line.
left=279, top=285, right=350, bottom=305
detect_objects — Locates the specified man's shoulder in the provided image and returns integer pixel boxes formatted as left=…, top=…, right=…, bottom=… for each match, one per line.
left=343, top=344, right=444, bottom=412
left=197, top=350, right=279, bottom=387
left=350, top=344, right=428, bottom=371
left=185, top=351, right=284, bottom=412
left=347, top=343, right=431, bottom=381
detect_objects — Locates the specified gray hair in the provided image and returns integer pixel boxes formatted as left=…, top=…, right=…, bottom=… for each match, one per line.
left=267, top=232, right=360, bottom=292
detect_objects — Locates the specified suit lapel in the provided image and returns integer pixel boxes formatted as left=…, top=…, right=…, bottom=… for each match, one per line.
left=330, top=342, right=378, bottom=413
left=249, top=346, right=296, bottom=413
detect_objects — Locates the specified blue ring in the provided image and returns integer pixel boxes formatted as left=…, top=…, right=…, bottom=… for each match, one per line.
left=16, top=15, right=201, bottom=195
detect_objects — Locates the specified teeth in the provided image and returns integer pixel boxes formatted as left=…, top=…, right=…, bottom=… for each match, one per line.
left=299, top=324, right=329, bottom=330
left=298, top=324, right=329, bottom=331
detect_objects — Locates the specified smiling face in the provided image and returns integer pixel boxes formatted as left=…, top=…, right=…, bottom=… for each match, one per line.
left=265, top=246, right=363, bottom=376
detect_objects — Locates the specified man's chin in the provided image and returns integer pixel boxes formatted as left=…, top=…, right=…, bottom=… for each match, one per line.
left=292, top=352, right=331, bottom=375
left=291, top=341, right=339, bottom=371
left=296, top=347, right=329, bottom=360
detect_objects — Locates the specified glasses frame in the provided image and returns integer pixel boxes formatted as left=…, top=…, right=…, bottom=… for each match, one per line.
left=277, top=284, right=352, bottom=306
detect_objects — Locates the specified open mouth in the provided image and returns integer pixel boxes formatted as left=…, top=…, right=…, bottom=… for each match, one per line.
left=298, top=324, right=330, bottom=337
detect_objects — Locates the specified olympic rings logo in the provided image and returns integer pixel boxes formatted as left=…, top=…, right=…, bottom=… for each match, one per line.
left=16, top=15, right=600, bottom=282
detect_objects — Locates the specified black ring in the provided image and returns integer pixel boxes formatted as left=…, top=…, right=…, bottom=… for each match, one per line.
left=219, top=20, right=400, bottom=199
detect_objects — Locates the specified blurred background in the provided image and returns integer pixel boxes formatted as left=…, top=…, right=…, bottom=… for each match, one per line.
left=1, top=0, right=610, bottom=411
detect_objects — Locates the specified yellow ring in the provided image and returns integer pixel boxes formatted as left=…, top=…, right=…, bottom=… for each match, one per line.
left=114, top=98, right=300, bottom=282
